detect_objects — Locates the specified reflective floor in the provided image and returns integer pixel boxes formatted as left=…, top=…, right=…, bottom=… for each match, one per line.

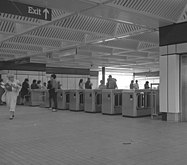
left=0, top=105, right=187, bottom=165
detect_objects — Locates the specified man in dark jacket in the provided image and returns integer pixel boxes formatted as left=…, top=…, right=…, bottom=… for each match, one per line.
left=85, top=78, right=92, bottom=89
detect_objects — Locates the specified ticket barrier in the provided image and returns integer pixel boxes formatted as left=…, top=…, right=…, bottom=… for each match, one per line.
left=40, top=90, right=50, bottom=108
left=84, top=89, right=102, bottom=113
left=69, top=90, right=84, bottom=111
left=24, top=89, right=47, bottom=106
left=122, top=90, right=159, bottom=117
left=57, top=90, right=70, bottom=110
left=150, top=90, right=160, bottom=119
left=101, top=89, right=122, bottom=115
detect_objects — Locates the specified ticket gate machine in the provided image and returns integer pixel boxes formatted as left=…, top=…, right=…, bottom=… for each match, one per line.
left=122, top=90, right=158, bottom=117
left=84, top=89, right=102, bottom=113
left=102, top=89, right=122, bottom=115
left=25, top=89, right=47, bottom=106
left=69, top=90, right=84, bottom=111
left=57, top=90, right=70, bottom=110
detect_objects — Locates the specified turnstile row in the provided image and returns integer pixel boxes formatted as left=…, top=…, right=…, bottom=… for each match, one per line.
left=23, top=89, right=159, bottom=117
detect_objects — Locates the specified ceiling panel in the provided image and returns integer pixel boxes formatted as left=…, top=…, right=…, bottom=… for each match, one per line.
left=0, top=0, right=187, bottom=73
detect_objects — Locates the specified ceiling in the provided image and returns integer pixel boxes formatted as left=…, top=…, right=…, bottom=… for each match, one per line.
left=0, top=0, right=187, bottom=73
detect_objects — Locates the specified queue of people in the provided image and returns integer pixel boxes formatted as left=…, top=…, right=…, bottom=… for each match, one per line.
left=78, top=75, right=118, bottom=90
left=0, top=73, right=153, bottom=120
left=0, top=74, right=63, bottom=119
left=129, top=80, right=150, bottom=89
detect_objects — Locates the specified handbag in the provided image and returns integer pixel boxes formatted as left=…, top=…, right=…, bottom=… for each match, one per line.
left=5, top=83, right=12, bottom=91
left=1, top=92, right=6, bottom=102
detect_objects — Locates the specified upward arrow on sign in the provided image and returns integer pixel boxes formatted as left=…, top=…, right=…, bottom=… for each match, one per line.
left=43, top=8, right=49, bottom=20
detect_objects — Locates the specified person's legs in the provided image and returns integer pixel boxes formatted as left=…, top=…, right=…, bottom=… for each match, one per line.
left=49, top=93, right=53, bottom=109
left=52, top=92, right=57, bottom=111
left=9, top=94, right=17, bottom=119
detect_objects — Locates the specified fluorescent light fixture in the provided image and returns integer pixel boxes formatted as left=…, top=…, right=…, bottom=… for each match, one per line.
left=93, top=40, right=104, bottom=44
left=104, top=38, right=116, bottom=42
left=117, top=35, right=130, bottom=39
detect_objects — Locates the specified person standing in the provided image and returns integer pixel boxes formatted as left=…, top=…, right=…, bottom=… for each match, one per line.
left=4, top=74, right=21, bottom=120
left=78, top=79, right=84, bottom=89
left=37, top=80, right=42, bottom=89
left=98, top=80, right=106, bottom=89
left=31, top=80, right=38, bottom=89
left=130, top=80, right=134, bottom=89
left=49, top=74, right=58, bottom=112
left=85, top=78, right=92, bottom=89
left=134, top=80, right=139, bottom=90
left=20, top=78, right=30, bottom=105
left=144, top=81, right=150, bottom=89
left=106, top=75, right=117, bottom=89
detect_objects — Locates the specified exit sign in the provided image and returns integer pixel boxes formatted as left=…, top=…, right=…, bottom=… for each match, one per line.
left=0, top=0, right=52, bottom=21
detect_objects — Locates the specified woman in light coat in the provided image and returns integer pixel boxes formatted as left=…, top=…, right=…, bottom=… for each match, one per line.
left=4, top=74, right=21, bottom=120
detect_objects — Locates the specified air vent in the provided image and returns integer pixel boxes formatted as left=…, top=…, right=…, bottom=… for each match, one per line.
left=53, top=14, right=116, bottom=35
left=52, top=9, right=69, bottom=19
left=116, top=23, right=143, bottom=35
left=138, top=42, right=158, bottom=50
left=0, top=54, right=15, bottom=58
left=127, top=31, right=159, bottom=43
left=111, top=0, right=187, bottom=21
left=0, top=49, right=26, bottom=55
left=0, top=20, right=15, bottom=33
left=9, top=36, right=61, bottom=48
left=28, top=27, right=85, bottom=42
left=1, top=43, right=42, bottom=52
left=0, top=13, right=41, bottom=24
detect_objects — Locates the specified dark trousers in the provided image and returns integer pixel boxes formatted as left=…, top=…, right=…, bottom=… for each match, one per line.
left=49, top=91, right=57, bottom=109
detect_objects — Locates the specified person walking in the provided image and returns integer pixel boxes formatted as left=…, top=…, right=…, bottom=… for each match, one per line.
left=4, top=74, right=21, bottom=120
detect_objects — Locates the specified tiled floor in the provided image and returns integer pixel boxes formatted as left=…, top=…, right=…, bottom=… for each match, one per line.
left=0, top=105, right=187, bottom=165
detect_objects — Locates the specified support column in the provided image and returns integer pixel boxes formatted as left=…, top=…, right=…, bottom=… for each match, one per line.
left=160, top=52, right=180, bottom=122
left=102, top=67, right=105, bottom=84
left=158, top=23, right=187, bottom=122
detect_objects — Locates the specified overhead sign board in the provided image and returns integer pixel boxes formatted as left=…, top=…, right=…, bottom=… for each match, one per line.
left=0, top=0, right=52, bottom=21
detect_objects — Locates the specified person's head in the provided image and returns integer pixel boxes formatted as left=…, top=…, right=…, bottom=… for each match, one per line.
left=33, top=79, right=37, bottom=84
left=146, top=81, right=149, bottom=84
left=50, top=74, right=56, bottom=80
left=79, top=79, right=83, bottom=84
left=131, top=80, right=134, bottom=83
left=136, top=80, right=138, bottom=83
left=109, top=75, right=112, bottom=78
left=100, top=80, right=104, bottom=84
left=37, top=80, right=41, bottom=84
left=7, top=73, right=14, bottom=82
left=87, top=77, right=90, bottom=81
left=43, top=82, right=47, bottom=86
left=25, top=78, right=29, bottom=82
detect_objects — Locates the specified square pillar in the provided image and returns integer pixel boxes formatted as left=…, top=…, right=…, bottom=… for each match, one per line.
left=160, top=53, right=181, bottom=122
